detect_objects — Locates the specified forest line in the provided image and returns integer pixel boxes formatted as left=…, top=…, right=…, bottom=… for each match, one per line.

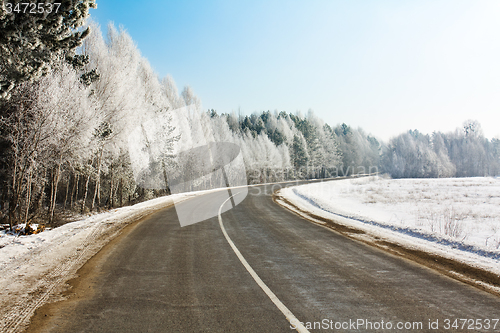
left=1, top=18, right=499, bottom=230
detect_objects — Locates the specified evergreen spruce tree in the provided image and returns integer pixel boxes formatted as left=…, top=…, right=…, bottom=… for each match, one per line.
left=0, top=0, right=96, bottom=98
left=292, top=134, right=308, bottom=173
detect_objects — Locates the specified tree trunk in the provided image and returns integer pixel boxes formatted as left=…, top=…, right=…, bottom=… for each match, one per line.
left=82, top=174, right=90, bottom=214
left=91, top=148, right=103, bottom=210
left=162, top=161, right=171, bottom=195
left=49, top=159, right=62, bottom=223
left=71, top=174, right=79, bottom=208
left=63, top=172, right=71, bottom=209
left=109, top=165, right=114, bottom=208
left=24, top=168, right=32, bottom=225
left=8, top=195, right=17, bottom=231
left=8, top=146, right=20, bottom=230
left=48, top=169, right=54, bottom=216
left=35, top=168, right=47, bottom=219
left=119, top=178, right=123, bottom=207
left=8, top=155, right=24, bottom=230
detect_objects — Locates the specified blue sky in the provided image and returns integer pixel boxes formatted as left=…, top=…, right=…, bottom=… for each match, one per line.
left=90, top=0, right=500, bottom=141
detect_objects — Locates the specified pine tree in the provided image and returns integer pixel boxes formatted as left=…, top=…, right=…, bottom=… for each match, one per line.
left=291, top=134, right=308, bottom=174
left=0, top=0, right=96, bottom=98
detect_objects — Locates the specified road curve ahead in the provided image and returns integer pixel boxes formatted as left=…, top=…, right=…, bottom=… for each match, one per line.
left=29, top=182, right=500, bottom=333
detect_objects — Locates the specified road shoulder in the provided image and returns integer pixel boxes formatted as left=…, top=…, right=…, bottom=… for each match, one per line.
left=273, top=191, right=500, bottom=298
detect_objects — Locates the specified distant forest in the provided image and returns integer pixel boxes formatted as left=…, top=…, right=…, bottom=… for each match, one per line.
left=1, top=8, right=499, bottom=228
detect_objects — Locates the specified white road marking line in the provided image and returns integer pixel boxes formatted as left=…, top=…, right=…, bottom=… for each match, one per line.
left=218, top=193, right=310, bottom=333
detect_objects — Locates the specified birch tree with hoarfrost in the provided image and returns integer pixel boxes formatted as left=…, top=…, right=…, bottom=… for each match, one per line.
left=0, top=62, right=99, bottom=228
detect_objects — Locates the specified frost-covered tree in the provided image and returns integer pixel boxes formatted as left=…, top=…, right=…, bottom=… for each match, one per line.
left=0, top=61, right=99, bottom=227
left=380, top=121, right=500, bottom=179
left=81, top=23, right=147, bottom=209
left=0, top=0, right=96, bottom=98
left=334, top=123, right=361, bottom=175
left=291, top=134, right=308, bottom=174
left=181, top=85, right=200, bottom=108
left=162, top=75, right=183, bottom=109
left=446, top=121, right=488, bottom=177
left=431, top=132, right=456, bottom=177
left=320, top=124, right=341, bottom=177
left=382, top=130, right=454, bottom=178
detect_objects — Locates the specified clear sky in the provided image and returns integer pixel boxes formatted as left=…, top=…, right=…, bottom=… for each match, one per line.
left=89, top=0, right=500, bottom=141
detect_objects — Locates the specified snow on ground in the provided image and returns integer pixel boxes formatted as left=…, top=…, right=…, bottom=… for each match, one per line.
left=279, top=176, right=500, bottom=277
left=0, top=191, right=202, bottom=333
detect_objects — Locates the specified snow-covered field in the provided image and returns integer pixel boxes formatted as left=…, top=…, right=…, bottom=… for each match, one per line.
left=0, top=192, right=200, bottom=333
left=279, top=176, right=500, bottom=278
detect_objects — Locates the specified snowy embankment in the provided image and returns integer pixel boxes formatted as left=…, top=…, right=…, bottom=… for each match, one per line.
left=278, top=176, right=500, bottom=288
left=0, top=192, right=198, bottom=333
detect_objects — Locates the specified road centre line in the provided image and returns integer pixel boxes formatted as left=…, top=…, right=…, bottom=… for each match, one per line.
left=218, top=193, right=310, bottom=333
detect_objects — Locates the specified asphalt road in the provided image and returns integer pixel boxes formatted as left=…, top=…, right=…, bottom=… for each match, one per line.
left=29, top=182, right=500, bottom=332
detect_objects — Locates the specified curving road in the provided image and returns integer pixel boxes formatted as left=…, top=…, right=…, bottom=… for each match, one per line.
left=29, top=182, right=500, bottom=332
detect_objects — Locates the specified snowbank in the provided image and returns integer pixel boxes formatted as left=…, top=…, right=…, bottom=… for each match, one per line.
left=278, top=176, right=500, bottom=279
left=0, top=192, right=196, bottom=333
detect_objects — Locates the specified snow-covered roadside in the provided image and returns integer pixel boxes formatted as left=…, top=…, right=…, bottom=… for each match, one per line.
left=0, top=192, right=201, bottom=333
left=277, top=177, right=500, bottom=290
